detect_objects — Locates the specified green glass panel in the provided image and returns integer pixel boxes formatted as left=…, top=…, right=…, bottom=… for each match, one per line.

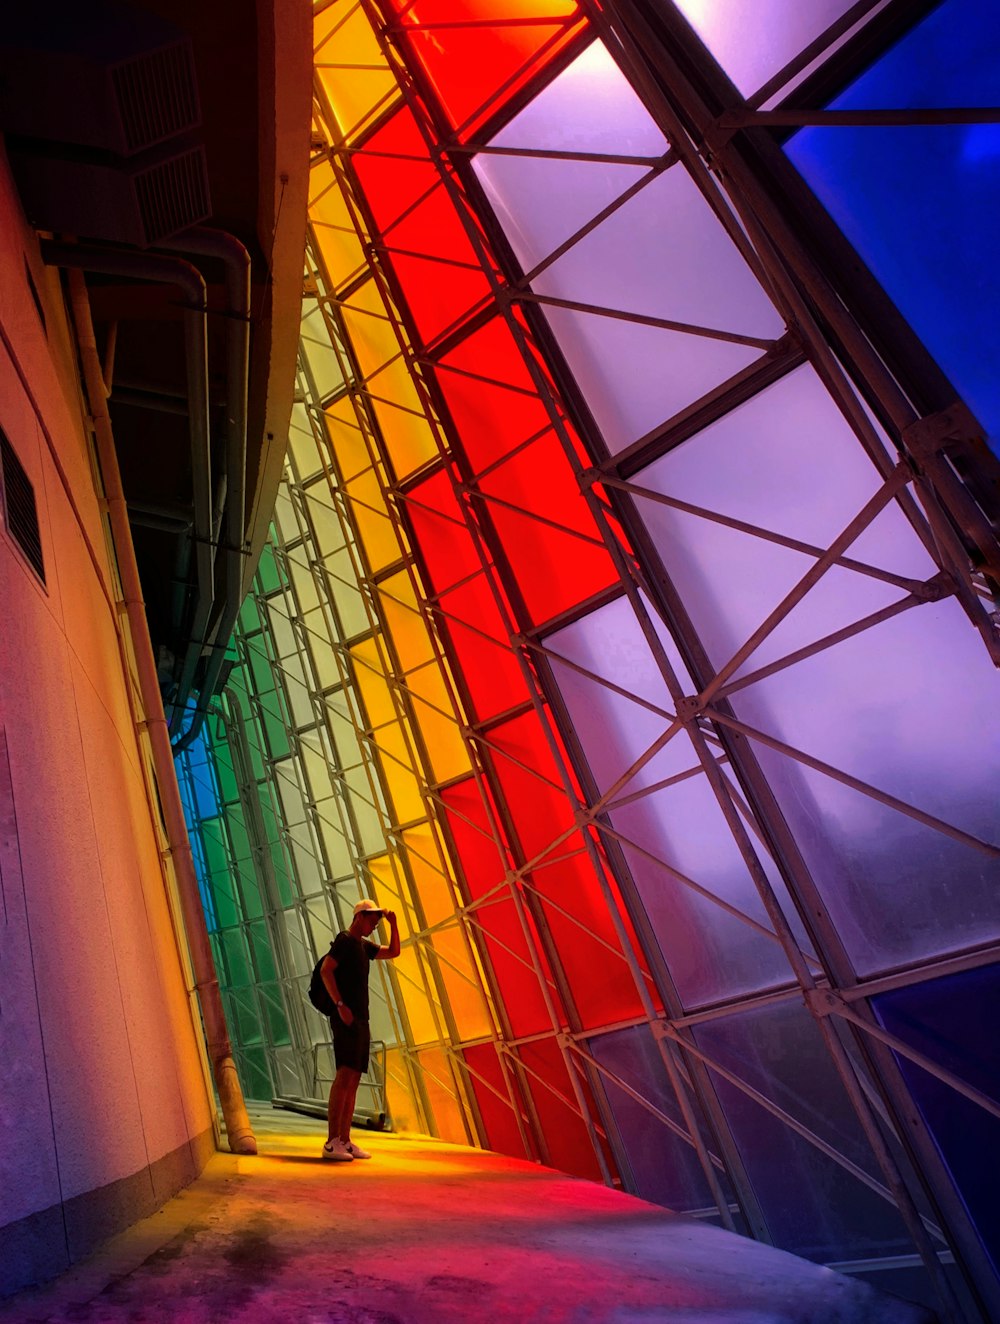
left=202, top=818, right=239, bottom=928
left=261, top=984, right=292, bottom=1046
left=227, top=806, right=263, bottom=919
left=249, top=921, right=278, bottom=983
left=257, top=542, right=283, bottom=595
left=239, top=593, right=262, bottom=634
left=220, top=927, right=253, bottom=988
left=238, top=1045, right=272, bottom=1100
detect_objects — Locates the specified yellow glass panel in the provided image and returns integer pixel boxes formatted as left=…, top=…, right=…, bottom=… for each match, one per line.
left=315, top=4, right=398, bottom=143
left=324, top=395, right=369, bottom=483
left=352, top=639, right=425, bottom=824
left=288, top=402, right=323, bottom=482
left=417, top=1047, right=470, bottom=1145
left=403, top=825, right=491, bottom=1040
left=345, top=469, right=398, bottom=573
left=340, top=282, right=439, bottom=478
left=301, top=481, right=344, bottom=555
left=368, top=849, right=438, bottom=1046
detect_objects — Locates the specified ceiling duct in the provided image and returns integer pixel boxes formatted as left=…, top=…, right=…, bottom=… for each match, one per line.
left=0, top=1, right=210, bottom=246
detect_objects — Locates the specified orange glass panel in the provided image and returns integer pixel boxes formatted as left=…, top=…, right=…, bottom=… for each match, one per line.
left=417, top=1046, right=471, bottom=1144
left=379, top=571, right=470, bottom=783
left=345, top=469, right=398, bottom=574
left=309, top=159, right=367, bottom=290
left=315, top=2, right=399, bottom=142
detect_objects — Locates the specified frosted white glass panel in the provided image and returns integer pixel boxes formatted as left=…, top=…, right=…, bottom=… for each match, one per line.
left=635, top=365, right=937, bottom=675
left=300, top=302, right=347, bottom=402
left=695, top=999, right=913, bottom=1260
left=545, top=595, right=809, bottom=1007
left=673, top=0, right=861, bottom=98
left=474, top=42, right=667, bottom=272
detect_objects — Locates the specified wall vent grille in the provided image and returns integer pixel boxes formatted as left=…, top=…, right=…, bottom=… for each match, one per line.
left=0, top=431, right=45, bottom=583
left=112, top=40, right=200, bottom=154
left=132, top=145, right=211, bottom=244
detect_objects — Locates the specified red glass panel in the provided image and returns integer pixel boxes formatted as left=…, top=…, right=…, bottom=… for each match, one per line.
left=435, top=317, right=553, bottom=473
left=385, top=186, right=493, bottom=346
left=353, top=105, right=436, bottom=236
left=404, top=468, right=480, bottom=594
left=518, top=1035, right=605, bottom=1180
left=404, top=470, right=526, bottom=718
left=489, top=710, right=648, bottom=1028
left=441, top=777, right=556, bottom=1037
left=478, top=428, right=615, bottom=625
left=437, top=576, right=527, bottom=719
left=386, top=0, right=586, bottom=138
left=463, top=1042, right=530, bottom=1160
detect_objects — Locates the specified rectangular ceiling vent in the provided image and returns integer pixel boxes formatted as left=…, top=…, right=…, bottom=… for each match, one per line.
left=133, top=145, right=211, bottom=245
left=0, top=431, right=45, bottom=584
left=111, top=41, right=200, bottom=154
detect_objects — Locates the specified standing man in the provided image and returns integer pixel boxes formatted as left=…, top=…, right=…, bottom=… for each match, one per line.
left=320, top=898, right=400, bottom=1161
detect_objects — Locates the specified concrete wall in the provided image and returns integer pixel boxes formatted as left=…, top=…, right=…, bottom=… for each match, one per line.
left=0, top=146, right=216, bottom=1297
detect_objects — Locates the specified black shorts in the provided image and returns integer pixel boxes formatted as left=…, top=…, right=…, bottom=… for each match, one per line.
left=331, top=1016, right=370, bottom=1073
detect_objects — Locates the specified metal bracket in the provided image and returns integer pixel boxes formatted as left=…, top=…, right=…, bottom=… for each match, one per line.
left=803, top=986, right=847, bottom=1019
left=902, top=402, right=983, bottom=465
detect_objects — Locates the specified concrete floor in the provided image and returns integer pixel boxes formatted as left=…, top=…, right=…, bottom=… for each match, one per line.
left=2, top=1106, right=935, bottom=1324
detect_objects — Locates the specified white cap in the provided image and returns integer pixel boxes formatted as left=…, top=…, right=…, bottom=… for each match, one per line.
left=353, top=898, right=383, bottom=918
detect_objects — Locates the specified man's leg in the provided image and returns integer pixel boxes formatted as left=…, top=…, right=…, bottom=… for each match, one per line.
left=328, top=1066, right=356, bottom=1144
left=339, top=1068, right=361, bottom=1142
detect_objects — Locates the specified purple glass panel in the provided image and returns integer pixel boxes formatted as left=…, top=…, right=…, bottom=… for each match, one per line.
left=739, top=599, right=1000, bottom=973
left=540, top=306, right=761, bottom=455
left=533, top=167, right=782, bottom=340
left=473, top=42, right=667, bottom=273
left=673, top=1, right=862, bottom=99
left=532, top=165, right=782, bottom=452
left=634, top=365, right=937, bottom=675
left=545, top=595, right=808, bottom=1007
left=589, top=1024, right=729, bottom=1217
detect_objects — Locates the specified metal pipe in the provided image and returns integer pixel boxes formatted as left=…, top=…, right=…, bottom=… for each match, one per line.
left=39, top=240, right=217, bottom=734
left=63, top=266, right=256, bottom=1154
left=160, top=228, right=251, bottom=754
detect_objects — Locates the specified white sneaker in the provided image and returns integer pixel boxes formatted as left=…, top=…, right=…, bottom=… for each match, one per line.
left=322, top=1138, right=354, bottom=1162
left=347, top=1139, right=372, bottom=1160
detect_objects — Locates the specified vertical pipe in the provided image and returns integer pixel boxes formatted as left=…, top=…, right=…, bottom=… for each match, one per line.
left=66, top=268, right=257, bottom=1155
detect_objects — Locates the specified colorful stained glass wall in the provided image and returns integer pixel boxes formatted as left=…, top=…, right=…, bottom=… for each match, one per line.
left=181, top=2, right=1000, bottom=1318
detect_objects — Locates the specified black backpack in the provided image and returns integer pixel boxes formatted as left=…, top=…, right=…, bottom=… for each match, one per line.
left=308, top=951, right=336, bottom=1016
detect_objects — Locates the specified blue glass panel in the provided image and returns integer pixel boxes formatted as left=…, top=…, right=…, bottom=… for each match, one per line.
left=874, top=963, right=1000, bottom=1274
left=787, top=0, right=1000, bottom=453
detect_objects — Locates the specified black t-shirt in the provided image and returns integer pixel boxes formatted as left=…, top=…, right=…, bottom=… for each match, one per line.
left=329, top=932, right=379, bottom=1020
